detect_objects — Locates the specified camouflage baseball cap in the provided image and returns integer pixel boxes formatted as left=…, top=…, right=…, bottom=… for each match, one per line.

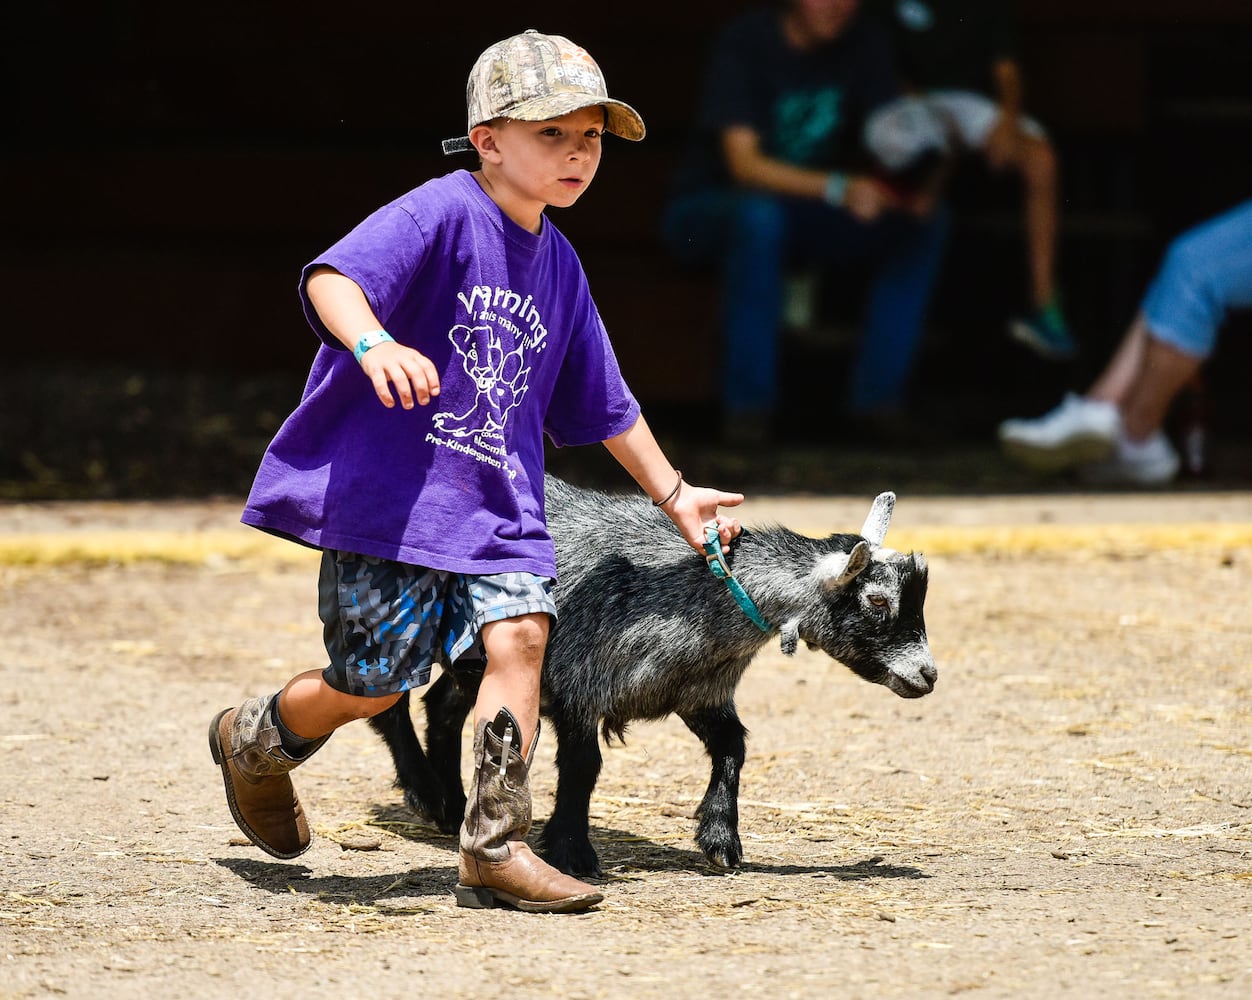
left=442, top=29, right=646, bottom=155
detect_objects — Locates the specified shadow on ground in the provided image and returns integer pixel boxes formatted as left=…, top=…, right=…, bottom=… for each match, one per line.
left=3, top=366, right=1249, bottom=500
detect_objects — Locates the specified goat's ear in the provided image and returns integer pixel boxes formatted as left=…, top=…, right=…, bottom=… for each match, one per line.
left=819, top=540, right=872, bottom=591
left=860, top=491, right=896, bottom=546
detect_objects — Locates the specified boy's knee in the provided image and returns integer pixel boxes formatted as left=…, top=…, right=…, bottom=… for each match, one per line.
left=483, top=613, right=550, bottom=666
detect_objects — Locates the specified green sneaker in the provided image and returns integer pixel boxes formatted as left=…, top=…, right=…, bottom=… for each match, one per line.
left=1008, top=302, right=1077, bottom=361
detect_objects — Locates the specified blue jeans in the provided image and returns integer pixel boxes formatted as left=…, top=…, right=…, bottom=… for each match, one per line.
left=662, top=189, right=949, bottom=417
left=1140, top=198, right=1252, bottom=359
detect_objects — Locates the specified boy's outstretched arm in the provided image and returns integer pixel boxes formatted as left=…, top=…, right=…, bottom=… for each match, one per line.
left=305, top=266, right=441, bottom=409
left=603, top=415, right=744, bottom=553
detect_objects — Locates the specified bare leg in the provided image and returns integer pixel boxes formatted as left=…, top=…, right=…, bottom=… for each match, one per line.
left=1086, top=313, right=1150, bottom=405
left=277, top=669, right=403, bottom=738
left=1013, top=134, right=1061, bottom=309
left=1120, top=335, right=1203, bottom=442
left=475, top=612, right=549, bottom=756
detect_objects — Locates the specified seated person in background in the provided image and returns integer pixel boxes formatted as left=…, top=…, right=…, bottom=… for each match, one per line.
left=662, top=0, right=949, bottom=444
left=998, top=198, right=1252, bottom=485
left=869, top=0, right=1075, bottom=360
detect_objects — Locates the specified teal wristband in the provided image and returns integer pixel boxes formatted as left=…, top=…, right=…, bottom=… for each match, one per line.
left=352, top=329, right=394, bottom=363
left=824, top=171, right=848, bottom=207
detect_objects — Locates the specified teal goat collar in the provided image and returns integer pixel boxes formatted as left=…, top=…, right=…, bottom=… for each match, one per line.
left=703, top=526, right=770, bottom=633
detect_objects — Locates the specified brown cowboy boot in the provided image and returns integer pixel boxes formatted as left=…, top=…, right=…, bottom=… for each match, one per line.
left=456, top=707, right=603, bottom=913
left=208, top=694, right=328, bottom=860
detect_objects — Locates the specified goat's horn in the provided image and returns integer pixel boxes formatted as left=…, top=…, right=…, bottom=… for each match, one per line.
left=860, top=491, right=896, bottom=545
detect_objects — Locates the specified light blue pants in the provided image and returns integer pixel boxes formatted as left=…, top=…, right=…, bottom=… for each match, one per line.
left=662, top=189, right=949, bottom=417
left=1141, top=198, right=1252, bottom=359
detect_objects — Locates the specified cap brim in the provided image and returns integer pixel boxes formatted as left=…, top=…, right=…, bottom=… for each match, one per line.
left=603, top=101, right=647, bottom=141
left=484, top=92, right=646, bottom=141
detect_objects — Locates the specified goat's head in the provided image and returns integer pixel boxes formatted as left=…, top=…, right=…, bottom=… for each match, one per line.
left=791, top=492, right=936, bottom=699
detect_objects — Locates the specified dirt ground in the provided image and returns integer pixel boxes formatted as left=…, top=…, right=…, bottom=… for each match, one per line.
left=2, top=490, right=1251, bottom=999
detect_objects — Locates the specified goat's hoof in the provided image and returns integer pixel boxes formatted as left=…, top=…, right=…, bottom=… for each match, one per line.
left=698, top=832, right=743, bottom=870
left=402, top=789, right=456, bottom=833
left=545, top=854, right=602, bottom=879
left=540, top=839, right=602, bottom=878
left=703, top=849, right=743, bottom=870
left=438, top=797, right=466, bottom=835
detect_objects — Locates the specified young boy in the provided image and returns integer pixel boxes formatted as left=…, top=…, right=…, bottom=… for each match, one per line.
left=209, top=28, right=744, bottom=914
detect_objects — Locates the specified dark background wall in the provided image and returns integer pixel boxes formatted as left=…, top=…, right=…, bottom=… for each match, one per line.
left=3, top=1, right=1251, bottom=495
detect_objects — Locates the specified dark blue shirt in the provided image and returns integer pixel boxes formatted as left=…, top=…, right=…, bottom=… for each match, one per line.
left=671, top=7, right=901, bottom=194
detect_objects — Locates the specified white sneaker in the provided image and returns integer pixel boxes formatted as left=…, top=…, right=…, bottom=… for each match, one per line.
left=1078, top=431, right=1181, bottom=487
left=998, top=393, right=1121, bottom=471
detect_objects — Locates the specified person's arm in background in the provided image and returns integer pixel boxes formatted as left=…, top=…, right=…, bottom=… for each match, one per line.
left=704, top=10, right=905, bottom=222
left=720, top=125, right=902, bottom=222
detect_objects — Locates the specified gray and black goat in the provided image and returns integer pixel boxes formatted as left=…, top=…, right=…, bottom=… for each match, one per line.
left=369, top=474, right=935, bottom=876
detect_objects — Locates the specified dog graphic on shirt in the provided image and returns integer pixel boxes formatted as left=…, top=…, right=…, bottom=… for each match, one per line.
left=432, top=324, right=530, bottom=442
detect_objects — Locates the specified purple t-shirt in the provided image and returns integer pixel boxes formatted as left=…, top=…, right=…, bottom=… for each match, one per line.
left=242, top=170, right=640, bottom=577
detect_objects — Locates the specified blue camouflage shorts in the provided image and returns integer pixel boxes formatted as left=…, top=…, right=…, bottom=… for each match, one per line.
left=317, top=549, right=557, bottom=697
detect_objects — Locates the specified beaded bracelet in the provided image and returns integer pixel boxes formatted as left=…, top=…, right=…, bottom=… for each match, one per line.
left=352, top=329, right=395, bottom=363
left=652, top=470, right=683, bottom=507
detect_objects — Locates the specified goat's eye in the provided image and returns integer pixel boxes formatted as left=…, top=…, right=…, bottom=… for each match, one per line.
left=867, top=594, right=890, bottom=609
